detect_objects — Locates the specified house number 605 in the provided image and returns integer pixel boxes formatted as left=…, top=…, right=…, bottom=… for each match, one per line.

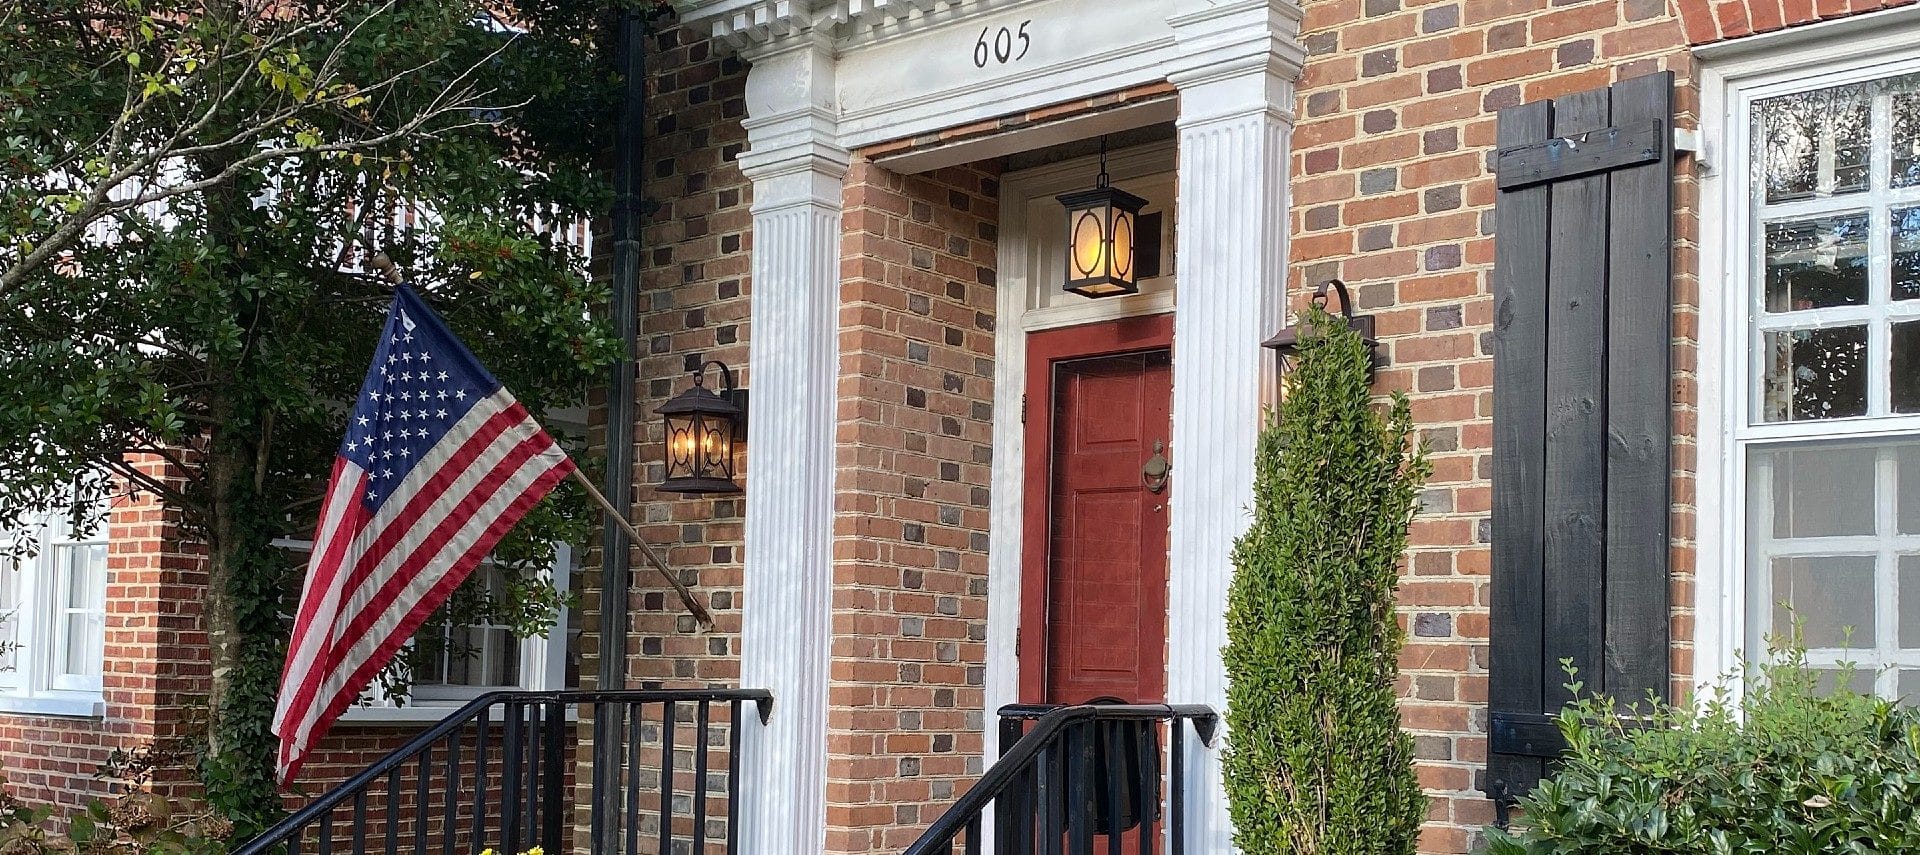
left=972, top=21, right=1032, bottom=68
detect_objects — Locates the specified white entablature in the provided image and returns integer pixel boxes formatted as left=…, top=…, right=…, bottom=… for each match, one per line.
left=674, top=0, right=1246, bottom=152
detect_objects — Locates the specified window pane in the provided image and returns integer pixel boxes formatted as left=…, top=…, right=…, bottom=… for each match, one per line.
left=1903, top=446, right=1920, bottom=535
left=1896, top=322, right=1920, bottom=413
left=490, top=629, right=519, bottom=686
left=1757, top=83, right=1870, bottom=203
left=1761, top=326, right=1869, bottom=421
left=1760, top=443, right=1877, bottom=537
left=1894, top=89, right=1920, bottom=189
left=0, top=555, right=19, bottom=680
left=1765, top=214, right=1869, bottom=311
left=56, top=543, right=105, bottom=680
left=1813, top=667, right=1879, bottom=696
left=1897, top=208, right=1920, bottom=301
left=1903, top=670, right=1920, bottom=704
left=1903, top=555, right=1920, bottom=649
left=1770, top=555, right=1875, bottom=649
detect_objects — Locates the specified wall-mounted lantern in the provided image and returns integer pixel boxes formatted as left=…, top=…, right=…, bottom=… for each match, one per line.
left=1057, top=138, right=1147, bottom=299
left=1262, top=279, right=1381, bottom=385
left=657, top=360, right=746, bottom=495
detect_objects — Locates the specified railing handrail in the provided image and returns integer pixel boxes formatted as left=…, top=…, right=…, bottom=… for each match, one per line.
left=903, top=702, right=1217, bottom=855
left=233, top=688, right=773, bottom=855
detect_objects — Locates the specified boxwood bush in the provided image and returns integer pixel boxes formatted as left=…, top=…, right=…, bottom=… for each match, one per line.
left=1486, top=650, right=1920, bottom=854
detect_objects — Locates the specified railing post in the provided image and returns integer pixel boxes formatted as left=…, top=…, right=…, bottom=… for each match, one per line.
left=542, top=698, right=565, bottom=852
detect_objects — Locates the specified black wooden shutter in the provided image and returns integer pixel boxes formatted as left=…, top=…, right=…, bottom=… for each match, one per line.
left=1486, top=71, right=1674, bottom=803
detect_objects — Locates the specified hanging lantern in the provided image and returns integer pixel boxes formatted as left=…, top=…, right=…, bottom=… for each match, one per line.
left=1262, top=279, right=1381, bottom=390
left=1057, top=138, right=1148, bottom=298
left=657, top=361, right=746, bottom=495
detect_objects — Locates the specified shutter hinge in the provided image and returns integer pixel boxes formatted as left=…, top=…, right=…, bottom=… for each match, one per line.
left=1014, top=627, right=1021, bottom=657
left=1020, top=394, right=1028, bottom=424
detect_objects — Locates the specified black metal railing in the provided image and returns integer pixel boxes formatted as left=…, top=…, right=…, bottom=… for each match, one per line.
left=905, top=702, right=1217, bottom=855
left=233, top=688, right=772, bottom=855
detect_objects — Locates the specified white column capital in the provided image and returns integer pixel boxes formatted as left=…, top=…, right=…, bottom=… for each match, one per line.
left=739, top=31, right=849, bottom=200
left=1164, top=0, right=1303, bottom=124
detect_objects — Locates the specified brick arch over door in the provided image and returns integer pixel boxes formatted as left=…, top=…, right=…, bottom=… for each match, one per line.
left=1673, top=0, right=1914, bottom=46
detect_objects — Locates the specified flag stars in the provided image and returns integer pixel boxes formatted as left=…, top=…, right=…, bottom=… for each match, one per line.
left=454, top=390, right=467, bottom=400
left=437, top=371, right=448, bottom=381
left=356, top=416, right=369, bottom=427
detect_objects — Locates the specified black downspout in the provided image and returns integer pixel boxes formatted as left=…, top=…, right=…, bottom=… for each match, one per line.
left=592, top=8, right=643, bottom=846
left=601, top=7, right=644, bottom=695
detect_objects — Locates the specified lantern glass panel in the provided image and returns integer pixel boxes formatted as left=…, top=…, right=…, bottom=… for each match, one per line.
left=1110, top=206, right=1135, bottom=282
left=1070, top=205, right=1109, bottom=279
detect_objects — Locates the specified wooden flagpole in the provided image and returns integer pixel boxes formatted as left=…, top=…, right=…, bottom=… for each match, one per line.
left=366, top=250, right=714, bottom=632
left=568, top=467, right=715, bottom=631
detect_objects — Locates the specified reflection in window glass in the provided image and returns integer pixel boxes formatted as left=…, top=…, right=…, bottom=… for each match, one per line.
left=1761, top=326, right=1869, bottom=421
left=1765, top=215, right=1869, bottom=310
left=1758, top=83, right=1871, bottom=202
left=1769, top=555, right=1875, bottom=648
left=1894, top=90, right=1920, bottom=189
left=1897, top=208, right=1920, bottom=301
left=1897, top=322, right=1920, bottom=413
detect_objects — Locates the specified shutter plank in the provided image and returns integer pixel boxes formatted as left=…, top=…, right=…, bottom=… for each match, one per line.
left=1602, top=72, right=1674, bottom=702
left=1541, top=86, right=1611, bottom=710
left=1488, top=99, right=1554, bottom=795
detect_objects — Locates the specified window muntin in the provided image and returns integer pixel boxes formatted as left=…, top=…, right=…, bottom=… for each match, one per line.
left=1738, top=66, right=1920, bottom=701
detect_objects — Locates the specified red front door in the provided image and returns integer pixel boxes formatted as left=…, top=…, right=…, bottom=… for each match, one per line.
left=1020, top=316, right=1173, bottom=705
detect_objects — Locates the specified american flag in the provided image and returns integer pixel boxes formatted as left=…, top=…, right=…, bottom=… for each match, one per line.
left=272, top=284, right=574, bottom=784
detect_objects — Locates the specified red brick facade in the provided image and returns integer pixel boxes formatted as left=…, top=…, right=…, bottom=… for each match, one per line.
left=826, top=159, right=1000, bottom=853
left=15, top=2, right=1920, bottom=853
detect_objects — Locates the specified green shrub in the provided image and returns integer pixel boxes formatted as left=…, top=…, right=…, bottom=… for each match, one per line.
left=1486, top=650, right=1920, bottom=853
left=1223, top=305, right=1430, bottom=855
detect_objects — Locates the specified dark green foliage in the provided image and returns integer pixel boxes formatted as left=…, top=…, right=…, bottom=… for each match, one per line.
left=1487, top=651, right=1920, bottom=854
left=0, top=0, right=648, bottom=835
left=1223, top=306, right=1430, bottom=854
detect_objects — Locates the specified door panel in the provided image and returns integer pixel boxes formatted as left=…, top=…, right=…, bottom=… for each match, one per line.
left=1019, top=315, right=1174, bottom=707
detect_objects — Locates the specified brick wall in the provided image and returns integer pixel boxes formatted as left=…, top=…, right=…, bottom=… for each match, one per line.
left=1289, top=0, right=1706, bottom=850
left=826, top=158, right=999, bottom=853
left=1672, top=0, right=1915, bottom=44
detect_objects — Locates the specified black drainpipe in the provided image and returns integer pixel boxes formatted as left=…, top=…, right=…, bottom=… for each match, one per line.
left=600, top=8, right=643, bottom=701
left=591, top=9, right=644, bottom=848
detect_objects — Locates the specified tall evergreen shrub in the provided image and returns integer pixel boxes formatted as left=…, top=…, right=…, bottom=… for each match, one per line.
left=1224, top=305, right=1430, bottom=854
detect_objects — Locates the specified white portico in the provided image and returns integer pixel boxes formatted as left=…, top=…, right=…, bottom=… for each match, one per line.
left=668, top=0, right=1306, bottom=849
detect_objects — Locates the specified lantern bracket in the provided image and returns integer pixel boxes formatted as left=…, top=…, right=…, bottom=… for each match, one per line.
left=1262, top=279, right=1382, bottom=379
left=693, top=359, right=749, bottom=441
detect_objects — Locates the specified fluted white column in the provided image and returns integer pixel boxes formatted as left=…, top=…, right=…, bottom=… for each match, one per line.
left=1163, top=2, right=1303, bottom=851
left=735, top=33, right=847, bottom=855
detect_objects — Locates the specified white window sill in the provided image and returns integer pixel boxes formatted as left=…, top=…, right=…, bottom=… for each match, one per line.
left=337, top=699, right=580, bottom=725
left=0, top=692, right=106, bottom=719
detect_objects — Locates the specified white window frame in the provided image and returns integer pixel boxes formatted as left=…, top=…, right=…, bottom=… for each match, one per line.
left=270, top=538, right=572, bottom=724
left=1698, top=7, right=1920, bottom=694
left=0, top=510, right=110, bottom=718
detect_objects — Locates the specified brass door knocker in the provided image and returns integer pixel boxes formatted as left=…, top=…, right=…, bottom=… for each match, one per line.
left=1142, top=440, right=1170, bottom=494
